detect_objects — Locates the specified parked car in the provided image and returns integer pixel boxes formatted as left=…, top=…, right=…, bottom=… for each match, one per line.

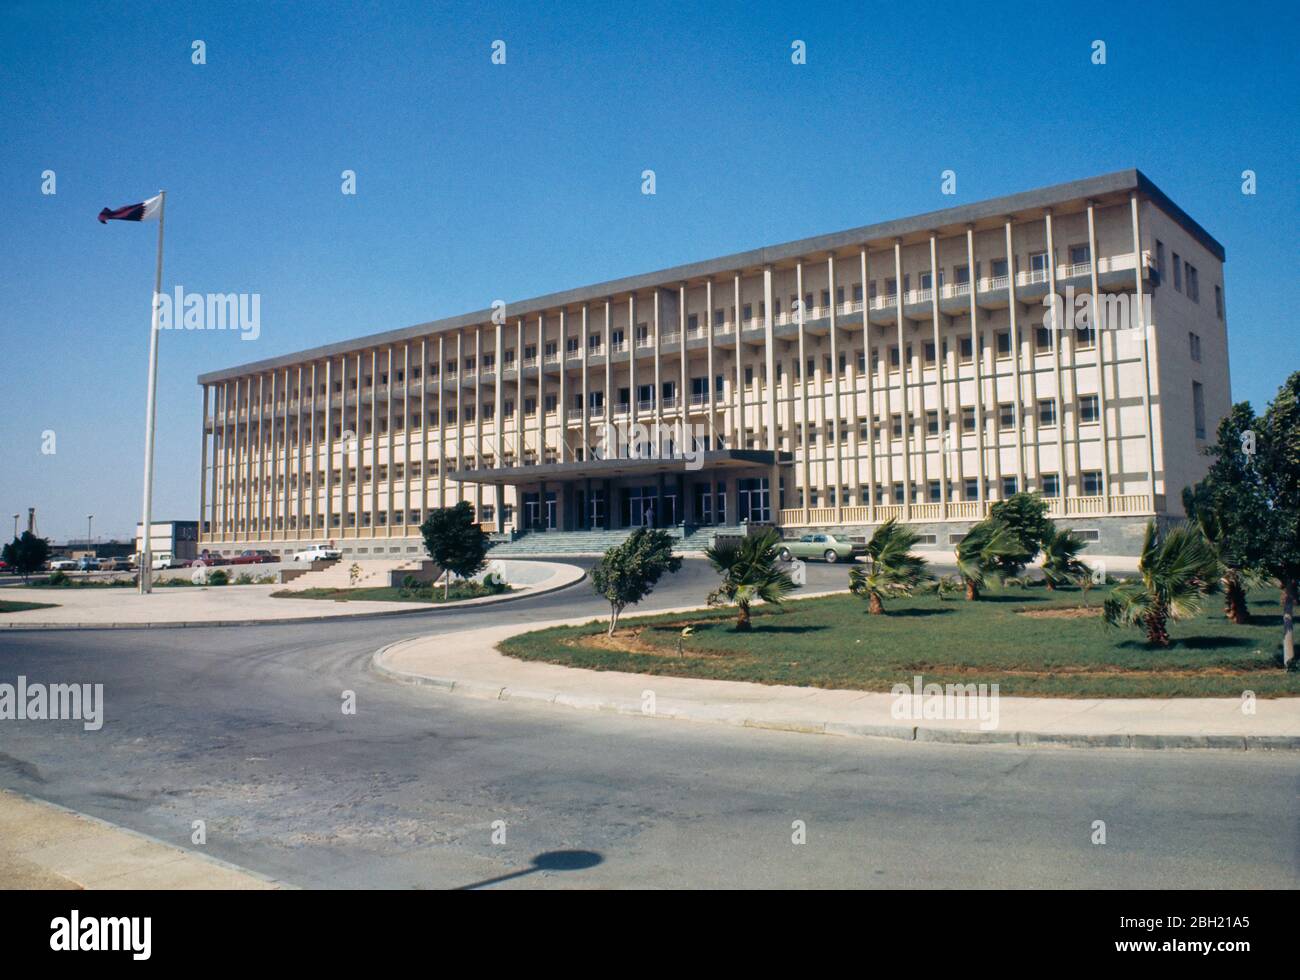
left=48, top=558, right=79, bottom=571
left=292, top=545, right=341, bottom=562
left=100, top=556, right=134, bottom=572
left=77, top=556, right=102, bottom=572
left=0, top=559, right=11, bottom=574
left=195, top=551, right=230, bottom=567
left=157, top=554, right=193, bottom=569
left=777, top=533, right=863, bottom=564
left=231, top=550, right=277, bottom=565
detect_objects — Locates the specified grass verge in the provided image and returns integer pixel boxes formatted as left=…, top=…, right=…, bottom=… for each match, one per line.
left=499, top=585, right=1299, bottom=698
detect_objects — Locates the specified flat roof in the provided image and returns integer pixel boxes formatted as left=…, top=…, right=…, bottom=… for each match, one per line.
left=198, top=168, right=1223, bottom=385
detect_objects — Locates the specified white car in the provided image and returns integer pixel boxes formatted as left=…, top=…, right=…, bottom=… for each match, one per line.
left=293, top=545, right=342, bottom=562
left=48, top=558, right=79, bottom=571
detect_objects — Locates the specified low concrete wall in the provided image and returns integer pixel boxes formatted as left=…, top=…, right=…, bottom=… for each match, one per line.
left=386, top=561, right=441, bottom=587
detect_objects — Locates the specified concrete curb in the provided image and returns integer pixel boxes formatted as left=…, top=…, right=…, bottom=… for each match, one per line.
left=370, top=638, right=1300, bottom=754
left=1, top=788, right=292, bottom=889
left=0, top=567, right=586, bottom=632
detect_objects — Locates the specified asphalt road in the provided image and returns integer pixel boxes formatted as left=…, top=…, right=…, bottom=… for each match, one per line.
left=0, top=558, right=1296, bottom=889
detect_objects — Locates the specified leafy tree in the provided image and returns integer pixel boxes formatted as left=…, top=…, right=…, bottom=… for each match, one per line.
left=987, top=492, right=1050, bottom=575
left=2, top=532, right=51, bottom=582
left=590, top=527, right=681, bottom=635
left=1191, top=375, right=1300, bottom=665
left=420, top=502, right=490, bottom=600
left=1040, top=524, right=1090, bottom=591
left=848, top=518, right=929, bottom=614
left=1103, top=521, right=1218, bottom=647
left=954, top=518, right=1023, bottom=600
left=705, top=528, right=796, bottom=631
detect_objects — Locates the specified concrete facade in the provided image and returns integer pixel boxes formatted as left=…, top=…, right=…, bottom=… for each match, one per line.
left=195, top=170, right=1230, bottom=558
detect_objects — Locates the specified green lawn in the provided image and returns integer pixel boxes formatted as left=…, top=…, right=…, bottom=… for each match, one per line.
left=272, top=581, right=511, bottom=603
left=0, top=599, right=59, bottom=613
left=500, top=585, right=1299, bottom=698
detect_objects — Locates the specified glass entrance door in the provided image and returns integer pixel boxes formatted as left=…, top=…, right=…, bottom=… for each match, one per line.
left=737, top=477, right=771, bottom=523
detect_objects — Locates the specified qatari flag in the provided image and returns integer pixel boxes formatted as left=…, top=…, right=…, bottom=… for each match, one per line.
left=98, top=194, right=162, bottom=223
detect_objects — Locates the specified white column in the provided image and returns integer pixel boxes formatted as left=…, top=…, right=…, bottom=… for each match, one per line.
left=860, top=249, right=876, bottom=519
left=1086, top=201, right=1113, bottom=500
left=1004, top=219, right=1027, bottom=494
left=928, top=233, right=947, bottom=516
left=1131, top=191, right=1158, bottom=508
left=827, top=256, right=842, bottom=524
left=966, top=228, right=987, bottom=509
left=893, top=240, right=910, bottom=520
left=796, top=261, right=809, bottom=517
left=1044, top=210, right=1067, bottom=507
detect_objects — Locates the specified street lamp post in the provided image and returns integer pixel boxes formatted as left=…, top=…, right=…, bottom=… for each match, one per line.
left=88, top=515, right=94, bottom=554
left=11, top=514, right=17, bottom=540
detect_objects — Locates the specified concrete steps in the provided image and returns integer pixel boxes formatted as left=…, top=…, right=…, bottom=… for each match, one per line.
left=284, top=558, right=426, bottom=591
left=488, top=525, right=748, bottom=556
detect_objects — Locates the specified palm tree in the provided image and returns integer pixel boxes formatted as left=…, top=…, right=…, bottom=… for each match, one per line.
left=1183, top=486, right=1257, bottom=625
left=954, top=518, right=1023, bottom=600
left=1103, top=521, right=1219, bottom=647
left=1040, top=525, right=1090, bottom=591
left=848, top=518, right=929, bottom=614
left=704, top=528, right=796, bottom=631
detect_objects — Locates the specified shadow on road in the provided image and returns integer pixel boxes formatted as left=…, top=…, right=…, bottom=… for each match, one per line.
left=458, top=849, right=604, bottom=889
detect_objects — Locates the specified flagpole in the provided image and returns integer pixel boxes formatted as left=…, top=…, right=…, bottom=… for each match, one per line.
left=138, top=190, right=166, bottom=595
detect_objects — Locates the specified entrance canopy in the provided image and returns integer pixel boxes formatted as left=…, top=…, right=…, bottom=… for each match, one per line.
left=449, top=449, right=789, bottom=486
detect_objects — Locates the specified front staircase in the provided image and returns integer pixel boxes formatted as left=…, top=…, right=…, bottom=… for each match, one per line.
left=282, top=557, right=429, bottom=590
left=487, top=525, right=749, bottom=556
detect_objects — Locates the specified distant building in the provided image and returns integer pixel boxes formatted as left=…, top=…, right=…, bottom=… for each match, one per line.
left=135, top=521, right=199, bottom=561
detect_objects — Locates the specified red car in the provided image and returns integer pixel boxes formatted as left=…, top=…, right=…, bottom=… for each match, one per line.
left=195, top=551, right=230, bottom=567
left=231, top=550, right=277, bottom=565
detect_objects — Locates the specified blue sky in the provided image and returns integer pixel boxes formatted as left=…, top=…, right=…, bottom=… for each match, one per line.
left=1, top=0, right=1296, bottom=542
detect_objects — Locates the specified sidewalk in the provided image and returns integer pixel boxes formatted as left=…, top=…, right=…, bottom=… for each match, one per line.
left=0, top=560, right=584, bottom=629
left=373, top=605, right=1300, bottom=752
left=0, top=790, right=281, bottom=889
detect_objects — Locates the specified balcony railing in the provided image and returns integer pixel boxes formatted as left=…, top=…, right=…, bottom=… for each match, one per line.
left=777, top=494, right=1154, bottom=528
left=610, top=340, right=628, bottom=353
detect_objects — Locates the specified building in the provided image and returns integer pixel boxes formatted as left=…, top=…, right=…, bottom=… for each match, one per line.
left=135, top=521, right=199, bottom=561
left=195, top=169, right=1230, bottom=558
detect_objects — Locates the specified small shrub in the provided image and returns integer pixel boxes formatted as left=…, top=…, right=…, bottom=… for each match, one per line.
left=48, top=570, right=70, bottom=587
left=207, top=569, right=229, bottom=586
left=235, top=572, right=254, bottom=585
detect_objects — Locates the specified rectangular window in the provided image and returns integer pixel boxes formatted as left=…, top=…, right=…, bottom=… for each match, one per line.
left=926, top=409, right=939, bottom=435
left=1080, top=394, right=1099, bottom=423
left=1193, top=381, right=1207, bottom=440
left=891, top=414, right=903, bottom=438
left=1172, top=253, right=1182, bottom=291
left=1029, top=251, right=1049, bottom=281
left=1069, top=244, right=1090, bottom=266
left=996, top=331, right=1012, bottom=358
left=588, top=390, right=604, bottom=410
left=963, top=478, right=979, bottom=500
left=924, top=342, right=936, bottom=366
left=1155, top=240, right=1165, bottom=281
left=928, top=480, right=941, bottom=503
left=990, top=258, right=1008, bottom=280
left=1041, top=473, right=1060, bottom=498
left=999, top=403, right=1015, bottom=430
left=962, top=406, right=976, bottom=432
left=959, top=336, right=974, bottom=363
left=1034, top=326, right=1054, bottom=353
left=1082, top=471, right=1102, bottom=496
left=1215, top=285, right=1223, bottom=319
left=954, top=264, right=970, bottom=285
left=1188, top=265, right=1199, bottom=303
left=1002, top=476, right=1018, bottom=497
left=524, top=397, right=537, bottom=416
left=1038, top=399, right=1057, bottom=426
left=1189, top=332, right=1201, bottom=362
